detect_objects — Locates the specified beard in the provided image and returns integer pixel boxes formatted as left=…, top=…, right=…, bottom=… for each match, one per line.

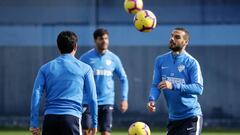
left=96, top=42, right=108, bottom=54
left=169, top=40, right=184, bottom=52
left=99, top=43, right=108, bottom=50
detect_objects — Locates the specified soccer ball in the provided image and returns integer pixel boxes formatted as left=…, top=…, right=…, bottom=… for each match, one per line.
left=133, top=10, right=157, bottom=32
left=124, top=0, right=143, bottom=14
left=128, top=122, right=151, bottom=135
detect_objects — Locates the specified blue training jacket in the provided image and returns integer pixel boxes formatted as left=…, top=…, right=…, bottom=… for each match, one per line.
left=149, top=51, right=203, bottom=120
left=80, top=49, right=128, bottom=105
left=30, top=54, right=98, bottom=128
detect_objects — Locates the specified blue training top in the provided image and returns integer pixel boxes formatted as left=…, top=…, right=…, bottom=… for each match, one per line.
left=30, top=54, right=98, bottom=128
left=149, top=51, right=203, bottom=120
left=80, top=49, right=128, bottom=105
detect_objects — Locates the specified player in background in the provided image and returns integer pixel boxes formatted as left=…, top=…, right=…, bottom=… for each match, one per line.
left=29, top=31, right=98, bottom=135
left=80, top=28, right=129, bottom=135
left=147, top=27, right=204, bottom=135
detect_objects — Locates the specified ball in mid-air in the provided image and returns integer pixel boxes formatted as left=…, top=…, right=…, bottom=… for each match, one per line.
left=133, top=10, right=157, bottom=32
left=124, top=0, right=143, bottom=14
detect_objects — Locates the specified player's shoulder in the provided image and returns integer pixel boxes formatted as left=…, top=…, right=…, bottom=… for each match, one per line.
left=184, top=52, right=199, bottom=63
left=106, top=50, right=121, bottom=60
left=106, top=50, right=117, bottom=57
left=184, top=51, right=201, bottom=67
left=80, top=48, right=95, bottom=60
left=155, top=51, right=172, bottom=62
left=73, top=59, right=93, bottom=74
left=39, top=58, right=56, bottom=71
left=78, top=60, right=92, bottom=70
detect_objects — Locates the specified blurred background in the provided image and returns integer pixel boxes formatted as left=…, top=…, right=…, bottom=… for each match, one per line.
left=0, top=0, right=240, bottom=130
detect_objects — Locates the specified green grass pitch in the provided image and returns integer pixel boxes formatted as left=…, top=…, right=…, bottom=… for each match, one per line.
left=0, top=130, right=240, bottom=135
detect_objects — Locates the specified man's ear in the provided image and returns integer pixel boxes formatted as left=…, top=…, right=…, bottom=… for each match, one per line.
left=73, top=43, right=77, bottom=50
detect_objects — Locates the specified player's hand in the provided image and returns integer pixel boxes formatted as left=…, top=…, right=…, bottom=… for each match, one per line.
left=29, top=127, right=40, bottom=135
left=119, top=100, right=128, bottom=113
left=147, top=101, right=156, bottom=112
left=89, top=128, right=97, bottom=135
left=158, top=80, right=173, bottom=90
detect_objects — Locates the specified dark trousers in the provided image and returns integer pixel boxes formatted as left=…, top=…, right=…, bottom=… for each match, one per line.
left=81, top=105, right=113, bottom=132
left=42, top=114, right=81, bottom=135
left=167, top=115, right=203, bottom=135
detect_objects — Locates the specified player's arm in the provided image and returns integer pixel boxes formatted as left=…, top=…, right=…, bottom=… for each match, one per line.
left=114, top=56, right=129, bottom=113
left=84, top=67, right=98, bottom=130
left=148, top=57, right=162, bottom=112
left=29, top=68, right=45, bottom=134
left=172, top=61, right=203, bottom=95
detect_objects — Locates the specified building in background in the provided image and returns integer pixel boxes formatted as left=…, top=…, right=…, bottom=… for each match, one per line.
left=0, top=0, right=240, bottom=129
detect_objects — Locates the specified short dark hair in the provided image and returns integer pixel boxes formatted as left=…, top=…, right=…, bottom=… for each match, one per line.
left=93, top=28, right=109, bottom=40
left=57, top=31, right=78, bottom=54
left=174, top=27, right=190, bottom=40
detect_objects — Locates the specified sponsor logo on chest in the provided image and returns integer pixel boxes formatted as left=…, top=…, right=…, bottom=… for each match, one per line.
left=94, top=69, right=113, bottom=76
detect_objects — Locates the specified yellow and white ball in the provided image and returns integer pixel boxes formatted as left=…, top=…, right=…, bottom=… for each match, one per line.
left=128, top=122, right=151, bottom=135
left=124, top=0, right=143, bottom=14
left=133, top=10, right=157, bottom=32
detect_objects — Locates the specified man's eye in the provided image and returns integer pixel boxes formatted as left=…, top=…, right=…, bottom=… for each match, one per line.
left=174, top=35, right=181, bottom=39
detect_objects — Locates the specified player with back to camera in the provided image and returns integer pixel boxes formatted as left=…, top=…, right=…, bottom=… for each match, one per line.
left=29, top=31, right=98, bottom=135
